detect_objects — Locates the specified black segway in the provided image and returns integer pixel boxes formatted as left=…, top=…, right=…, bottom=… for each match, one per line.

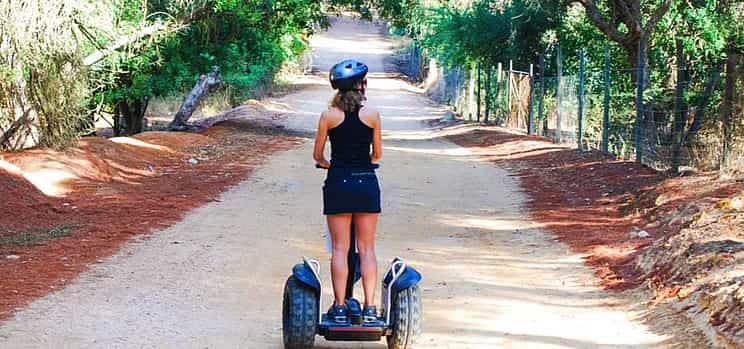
left=282, top=165, right=423, bottom=349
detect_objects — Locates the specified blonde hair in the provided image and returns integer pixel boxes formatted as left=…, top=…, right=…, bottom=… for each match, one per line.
left=330, top=90, right=366, bottom=112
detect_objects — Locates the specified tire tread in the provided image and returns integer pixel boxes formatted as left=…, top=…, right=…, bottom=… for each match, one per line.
left=282, top=276, right=317, bottom=349
left=386, top=284, right=422, bottom=349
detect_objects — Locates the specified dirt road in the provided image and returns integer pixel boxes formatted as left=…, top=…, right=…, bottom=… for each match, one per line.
left=0, top=17, right=685, bottom=349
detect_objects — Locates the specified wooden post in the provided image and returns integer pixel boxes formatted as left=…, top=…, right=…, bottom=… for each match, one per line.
left=602, top=46, right=611, bottom=153
left=578, top=49, right=585, bottom=150
left=671, top=40, right=688, bottom=173
left=528, top=64, right=535, bottom=135
left=634, top=39, right=646, bottom=163
left=556, top=44, right=563, bottom=143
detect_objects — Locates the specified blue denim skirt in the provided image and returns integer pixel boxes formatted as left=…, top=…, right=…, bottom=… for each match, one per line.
left=323, top=167, right=381, bottom=215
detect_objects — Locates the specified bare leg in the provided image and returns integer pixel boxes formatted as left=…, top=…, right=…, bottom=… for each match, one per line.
left=327, top=213, right=352, bottom=306
left=353, top=212, right=379, bottom=306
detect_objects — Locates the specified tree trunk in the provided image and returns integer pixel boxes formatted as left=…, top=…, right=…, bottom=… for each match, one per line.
left=685, top=67, right=722, bottom=144
left=125, top=98, right=144, bottom=135
left=168, top=67, right=221, bottom=130
left=624, top=39, right=650, bottom=86
left=113, top=104, right=121, bottom=137
left=1, top=65, right=39, bottom=150
left=114, top=96, right=149, bottom=136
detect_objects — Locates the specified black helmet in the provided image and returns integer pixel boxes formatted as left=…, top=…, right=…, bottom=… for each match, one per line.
left=329, top=59, right=368, bottom=91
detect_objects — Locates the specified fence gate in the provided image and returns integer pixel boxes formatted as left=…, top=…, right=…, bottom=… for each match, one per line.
left=507, top=69, right=532, bottom=132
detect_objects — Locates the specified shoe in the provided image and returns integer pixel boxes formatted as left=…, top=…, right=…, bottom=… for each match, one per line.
left=362, top=305, right=377, bottom=323
left=327, top=304, right=348, bottom=323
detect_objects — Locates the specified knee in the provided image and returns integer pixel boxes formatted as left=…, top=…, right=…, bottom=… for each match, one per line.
left=357, top=242, right=376, bottom=257
left=332, top=243, right=350, bottom=258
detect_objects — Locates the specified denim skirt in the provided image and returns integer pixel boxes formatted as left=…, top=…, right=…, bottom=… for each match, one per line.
left=323, top=167, right=381, bottom=215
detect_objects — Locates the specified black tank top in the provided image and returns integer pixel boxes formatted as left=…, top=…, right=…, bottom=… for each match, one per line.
left=328, top=108, right=373, bottom=169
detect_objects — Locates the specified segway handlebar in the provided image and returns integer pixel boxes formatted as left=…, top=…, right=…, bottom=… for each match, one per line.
left=315, top=163, right=379, bottom=170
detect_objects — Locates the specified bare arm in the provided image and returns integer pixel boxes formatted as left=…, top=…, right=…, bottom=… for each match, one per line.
left=313, top=112, right=331, bottom=168
left=371, top=111, right=382, bottom=163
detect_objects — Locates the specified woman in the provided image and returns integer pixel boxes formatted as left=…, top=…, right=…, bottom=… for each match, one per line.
left=313, top=59, right=382, bottom=323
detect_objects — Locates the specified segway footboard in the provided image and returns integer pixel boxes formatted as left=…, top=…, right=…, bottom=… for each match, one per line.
left=320, top=320, right=386, bottom=341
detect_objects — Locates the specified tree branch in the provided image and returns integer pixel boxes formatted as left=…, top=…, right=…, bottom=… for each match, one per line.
left=82, top=22, right=169, bottom=66
left=574, top=0, right=629, bottom=43
left=644, top=0, right=673, bottom=36
left=615, top=0, right=642, bottom=34
left=81, top=7, right=215, bottom=67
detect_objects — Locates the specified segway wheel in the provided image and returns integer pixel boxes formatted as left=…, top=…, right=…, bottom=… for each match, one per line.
left=386, top=284, right=422, bottom=349
left=282, top=276, right=318, bottom=349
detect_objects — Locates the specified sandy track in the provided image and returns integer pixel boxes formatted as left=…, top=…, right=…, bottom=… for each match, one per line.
left=0, top=17, right=690, bottom=349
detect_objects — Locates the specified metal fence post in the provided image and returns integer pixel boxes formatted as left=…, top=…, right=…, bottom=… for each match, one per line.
left=528, top=64, right=535, bottom=135
left=468, top=63, right=476, bottom=122
left=634, top=39, right=646, bottom=163
left=556, top=44, right=563, bottom=143
left=485, top=65, right=492, bottom=123
left=602, top=46, right=610, bottom=153
left=538, top=53, right=546, bottom=136
left=721, top=43, right=739, bottom=171
left=578, top=49, right=585, bottom=150
left=671, top=39, right=687, bottom=173
left=497, top=62, right=503, bottom=124
left=476, top=62, right=481, bottom=123
left=507, top=60, right=513, bottom=125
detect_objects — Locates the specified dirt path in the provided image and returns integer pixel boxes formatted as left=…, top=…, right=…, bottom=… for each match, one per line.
left=0, top=17, right=689, bottom=349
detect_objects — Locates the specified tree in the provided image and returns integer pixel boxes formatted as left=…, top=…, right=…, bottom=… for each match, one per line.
left=567, top=0, right=672, bottom=82
left=89, top=0, right=327, bottom=135
left=1, top=0, right=329, bottom=146
left=410, top=0, right=560, bottom=68
left=0, top=0, right=90, bottom=149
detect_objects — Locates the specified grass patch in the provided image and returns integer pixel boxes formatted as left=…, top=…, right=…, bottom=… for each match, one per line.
left=0, top=223, right=78, bottom=246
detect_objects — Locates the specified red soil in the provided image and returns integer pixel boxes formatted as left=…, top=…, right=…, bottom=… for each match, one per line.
left=446, top=127, right=665, bottom=289
left=0, top=120, right=301, bottom=320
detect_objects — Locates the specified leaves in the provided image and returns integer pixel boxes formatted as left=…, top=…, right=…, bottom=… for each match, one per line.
left=90, top=0, right=324, bottom=114
left=401, top=0, right=561, bottom=68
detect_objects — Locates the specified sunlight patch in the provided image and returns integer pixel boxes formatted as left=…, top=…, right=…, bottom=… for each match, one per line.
left=22, top=169, right=78, bottom=196
left=110, top=137, right=170, bottom=152
left=437, top=214, right=535, bottom=231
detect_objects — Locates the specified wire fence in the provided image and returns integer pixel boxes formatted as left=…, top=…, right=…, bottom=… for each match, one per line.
left=420, top=43, right=744, bottom=173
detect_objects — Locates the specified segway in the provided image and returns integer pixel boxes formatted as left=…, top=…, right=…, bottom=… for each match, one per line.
left=282, top=165, right=423, bottom=349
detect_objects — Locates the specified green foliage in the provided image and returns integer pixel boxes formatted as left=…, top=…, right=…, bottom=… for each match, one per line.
left=91, top=0, right=326, bottom=120
left=0, top=223, right=78, bottom=246
left=374, top=0, right=561, bottom=68
left=0, top=0, right=93, bottom=148
left=1, top=0, right=328, bottom=144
